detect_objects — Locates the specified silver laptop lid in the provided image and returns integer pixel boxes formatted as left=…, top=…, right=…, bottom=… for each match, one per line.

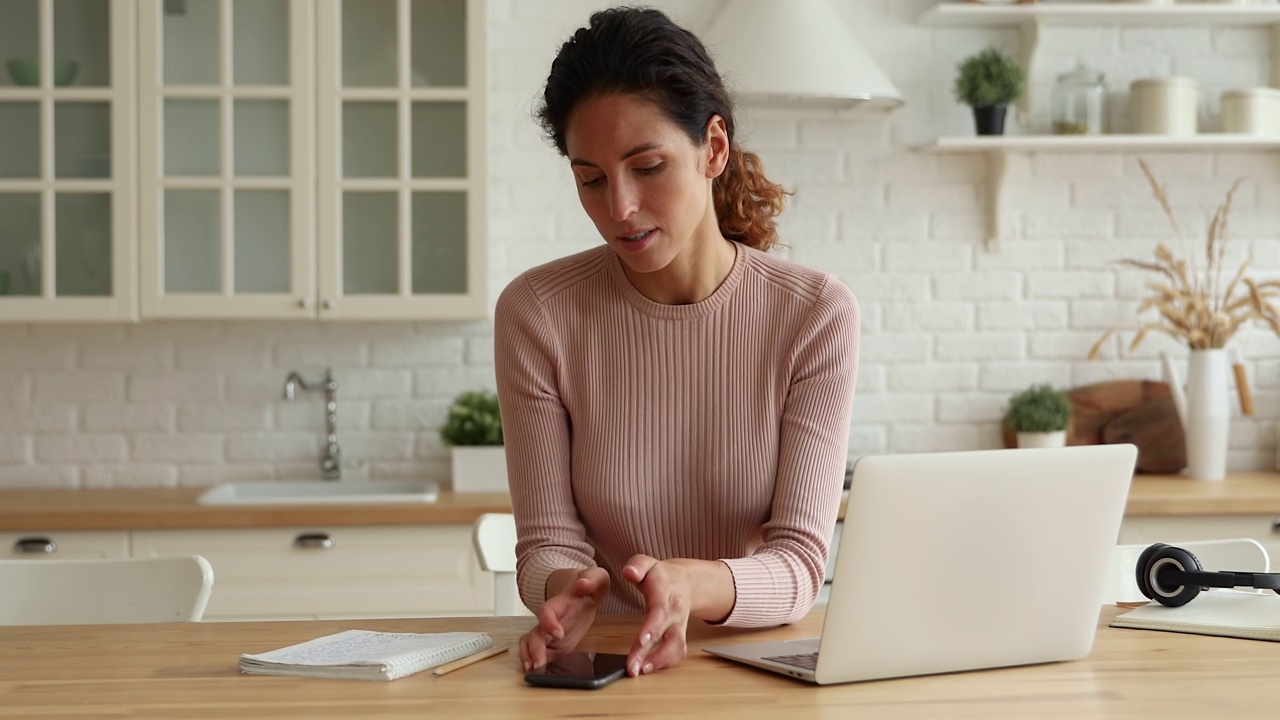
left=815, top=445, right=1136, bottom=684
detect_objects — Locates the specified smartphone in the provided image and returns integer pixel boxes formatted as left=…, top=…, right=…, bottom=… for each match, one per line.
left=524, top=652, right=629, bottom=690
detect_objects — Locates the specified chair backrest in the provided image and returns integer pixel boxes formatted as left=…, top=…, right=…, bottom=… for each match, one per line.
left=1107, top=538, right=1270, bottom=605
left=0, top=555, right=214, bottom=626
left=472, top=513, right=521, bottom=616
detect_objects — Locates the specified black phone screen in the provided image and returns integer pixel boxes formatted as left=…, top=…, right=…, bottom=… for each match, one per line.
left=524, top=652, right=629, bottom=689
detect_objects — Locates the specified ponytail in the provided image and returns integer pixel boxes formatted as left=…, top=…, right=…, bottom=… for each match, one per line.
left=713, top=146, right=791, bottom=252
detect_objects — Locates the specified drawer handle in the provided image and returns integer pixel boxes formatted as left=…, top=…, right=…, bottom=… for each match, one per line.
left=293, top=532, right=335, bottom=550
left=1273, top=519, right=1280, bottom=535
left=13, top=537, right=56, bottom=554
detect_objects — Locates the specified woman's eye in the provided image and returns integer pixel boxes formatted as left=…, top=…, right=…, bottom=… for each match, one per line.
left=579, top=176, right=603, bottom=188
left=636, top=163, right=663, bottom=175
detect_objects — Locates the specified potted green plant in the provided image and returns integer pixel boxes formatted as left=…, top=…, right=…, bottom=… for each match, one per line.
left=1005, top=384, right=1072, bottom=449
left=440, top=390, right=507, bottom=493
left=953, top=46, right=1026, bottom=136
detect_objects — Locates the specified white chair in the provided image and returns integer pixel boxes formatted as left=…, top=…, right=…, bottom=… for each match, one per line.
left=1107, top=538, right=1270, bottom=605
left=0, top=555, right=214, bottom=626
left=472, top=513, right=522, bottom=616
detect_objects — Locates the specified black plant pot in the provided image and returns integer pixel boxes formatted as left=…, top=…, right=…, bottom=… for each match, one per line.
left=973, top=105, right=1008, bottom=136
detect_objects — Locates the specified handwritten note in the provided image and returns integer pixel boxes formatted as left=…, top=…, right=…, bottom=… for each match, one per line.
left=248, top=631, right=483, bottom=666
left=240, top=630, right=493, bottom=680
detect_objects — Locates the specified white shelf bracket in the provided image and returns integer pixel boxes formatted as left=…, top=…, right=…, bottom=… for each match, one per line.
left=986, top=150, right=1009, bottom=252
left=1016, top=19, right=1042, bottom=127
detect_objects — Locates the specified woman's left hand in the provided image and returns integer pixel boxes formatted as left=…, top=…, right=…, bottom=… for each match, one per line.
left=621, top=554, right=694, bottom=677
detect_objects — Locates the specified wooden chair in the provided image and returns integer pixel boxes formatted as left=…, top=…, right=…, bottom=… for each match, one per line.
left=1107, top=538, right=1269, bottom=605
left=472, top=513, right=523, bottom=616
left=0, top=555, right=214, bottom=626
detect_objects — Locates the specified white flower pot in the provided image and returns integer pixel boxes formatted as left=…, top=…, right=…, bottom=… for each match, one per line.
left=1016, top=430, right=1067, bottom=449
left=450, top=446, right=508, bottom=493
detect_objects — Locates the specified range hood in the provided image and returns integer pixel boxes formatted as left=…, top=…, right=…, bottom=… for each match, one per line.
left=704, top=0, right=904, bottom=110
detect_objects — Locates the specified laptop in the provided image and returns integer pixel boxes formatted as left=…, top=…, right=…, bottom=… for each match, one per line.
left=704, top=444, right=1137, bottom=685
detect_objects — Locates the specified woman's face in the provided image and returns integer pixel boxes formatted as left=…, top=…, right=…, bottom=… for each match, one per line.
left=563, top=93, right=729, bottom=278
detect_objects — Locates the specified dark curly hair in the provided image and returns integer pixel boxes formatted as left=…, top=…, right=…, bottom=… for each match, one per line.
left=535, top=6, right=788, bottom=251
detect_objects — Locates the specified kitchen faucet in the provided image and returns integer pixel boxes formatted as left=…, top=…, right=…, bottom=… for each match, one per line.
left=283, top=368, right=342, bottom=481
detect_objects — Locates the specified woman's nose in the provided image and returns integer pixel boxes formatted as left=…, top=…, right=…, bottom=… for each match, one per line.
left=608, top=179, right=638, bottom=221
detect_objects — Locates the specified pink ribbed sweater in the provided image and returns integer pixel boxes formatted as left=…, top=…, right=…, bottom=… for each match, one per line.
left=494, top=243, right=859, bottom=627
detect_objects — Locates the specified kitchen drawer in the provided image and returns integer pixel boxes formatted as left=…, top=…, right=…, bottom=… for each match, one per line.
left=131, top=525, right=493, bottom=621
left=1, top=530, right=129, bottom=560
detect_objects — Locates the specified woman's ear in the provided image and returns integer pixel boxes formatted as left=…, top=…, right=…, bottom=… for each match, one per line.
left=703, top=115, right=730, bottom=179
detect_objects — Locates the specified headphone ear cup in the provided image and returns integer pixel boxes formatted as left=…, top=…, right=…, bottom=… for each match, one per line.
left=1145, top=545, right=1203, bottom=608
left=1135, top=543, right=1169, bottom=600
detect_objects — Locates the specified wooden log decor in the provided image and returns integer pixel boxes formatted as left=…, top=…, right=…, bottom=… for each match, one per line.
left=1001, top=380, right=1186, bottom=474
left=1102, top=394, right=1186, bottom=473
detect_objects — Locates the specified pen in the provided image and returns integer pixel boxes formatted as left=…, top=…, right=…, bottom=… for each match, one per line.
left=433, top=644, right=511, bottom=676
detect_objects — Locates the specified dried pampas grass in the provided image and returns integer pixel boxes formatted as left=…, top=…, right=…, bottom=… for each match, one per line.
left=1088, top=158, right=1280, bottom=359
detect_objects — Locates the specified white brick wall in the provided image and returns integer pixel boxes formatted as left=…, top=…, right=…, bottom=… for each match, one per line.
left=1, top=0, right=1278, bottom=489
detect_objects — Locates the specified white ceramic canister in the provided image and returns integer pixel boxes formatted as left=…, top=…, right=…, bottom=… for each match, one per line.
left=1221, top=87, right=1280, bottom=135
left=1130, top=77, right=1199, bottom=135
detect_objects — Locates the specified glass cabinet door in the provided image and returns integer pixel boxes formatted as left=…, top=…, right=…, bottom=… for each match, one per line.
left=138, top=0, right=314, bottom=318
left=317, top=0, right=486, bottom=320
left=0, top=0, right=134, bottom=321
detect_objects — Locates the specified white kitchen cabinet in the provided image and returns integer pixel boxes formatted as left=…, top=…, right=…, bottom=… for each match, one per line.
left=137, top=0, right=488, bottom=321
left=825, top=521, right=841, bottom=583
left=137, top=0, right=316, bottom=320
left=1120, top=515, right=1280, bottom=565
left=314, top=0, right=489, bottom=321
left=0, top=0, right=137, bottom=321
left=815, top=521, right=842, bottom=609
left=1, top=529, right=129, bottom=559
left=131, top=524, right=493, bottom=621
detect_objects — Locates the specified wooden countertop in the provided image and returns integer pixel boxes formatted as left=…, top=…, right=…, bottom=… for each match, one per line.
left=0, top=487, right=512, bottom=530
left=1126, top=470, right=1280, bottom=516
left=0, top=470, right=1277, bottom=532
left=4, top=607, right=1280, bottom=718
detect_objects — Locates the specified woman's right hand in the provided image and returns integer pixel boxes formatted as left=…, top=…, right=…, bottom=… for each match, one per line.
left=519, top=567, right=610, bottom=672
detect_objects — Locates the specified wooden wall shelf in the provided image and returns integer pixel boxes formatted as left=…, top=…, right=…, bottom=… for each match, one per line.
left=919, top=3, right=1280, bottom=29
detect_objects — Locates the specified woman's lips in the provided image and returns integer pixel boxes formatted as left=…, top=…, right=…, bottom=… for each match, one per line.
left=616, top=228, right=655, bottom=251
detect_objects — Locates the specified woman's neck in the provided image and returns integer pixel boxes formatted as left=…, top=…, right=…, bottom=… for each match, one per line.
left=622, top=232, right=737, bottom=305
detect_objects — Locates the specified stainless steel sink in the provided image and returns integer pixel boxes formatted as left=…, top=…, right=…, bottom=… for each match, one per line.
left=196, top=480, right=440, bottom=506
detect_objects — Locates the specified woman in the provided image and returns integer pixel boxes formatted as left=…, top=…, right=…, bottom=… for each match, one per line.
left=494, top=6, right=859, bottom=678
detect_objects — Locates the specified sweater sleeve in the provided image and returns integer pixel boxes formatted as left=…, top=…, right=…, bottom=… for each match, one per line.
left=493, top=276, right=598, bottom=612
left=718, top=278, right=860, bottom=627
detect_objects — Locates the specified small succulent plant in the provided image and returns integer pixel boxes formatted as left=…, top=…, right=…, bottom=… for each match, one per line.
left=440, top=391, right=503, bottom=446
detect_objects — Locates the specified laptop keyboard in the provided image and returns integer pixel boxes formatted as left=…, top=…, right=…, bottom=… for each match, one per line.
left=763, top=652, right=818, bottom=671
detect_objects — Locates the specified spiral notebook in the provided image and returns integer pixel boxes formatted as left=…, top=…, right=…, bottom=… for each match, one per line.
left=240, top=630, right=493, bottom=681
left=1110, top=590, right=1280, bottom=642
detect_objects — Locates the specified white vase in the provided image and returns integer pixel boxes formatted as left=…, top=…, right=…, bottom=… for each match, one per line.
left=1016, top=430, right=1067, bottom=449
left=1163, top=349, right=1230, bottom=481
left=450, top=446, right=509, bottom=493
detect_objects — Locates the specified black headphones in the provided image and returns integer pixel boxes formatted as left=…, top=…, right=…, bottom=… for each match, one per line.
left=1136, top=543, right=1280, bottom=607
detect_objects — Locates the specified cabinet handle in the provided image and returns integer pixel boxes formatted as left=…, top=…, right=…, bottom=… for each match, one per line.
left=293, top=532, right=335, bottom=549
left=322, top=298, right=335, bottom=310
left=298, top=298, right=312, bottom=309
left=1272, top=519, right=1280, bottom=535
left=13, top=537, right=56, bottom=554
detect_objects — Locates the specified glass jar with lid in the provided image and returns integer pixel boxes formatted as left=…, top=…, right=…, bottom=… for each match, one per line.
left=1052, top=65, right=1109, bottom=135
